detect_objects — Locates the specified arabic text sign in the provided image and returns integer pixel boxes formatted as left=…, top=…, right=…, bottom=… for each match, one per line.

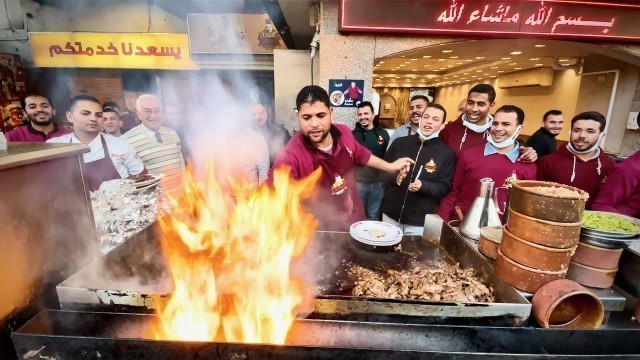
left=29, top=32, right=197, bottom=69
left=339, top=0, right=640, bottom=42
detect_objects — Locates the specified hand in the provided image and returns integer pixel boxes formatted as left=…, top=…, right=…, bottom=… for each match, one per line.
left=408, top=179, right=422, bottom=192
left=519, top=146, right=538, bottom=162
left=389, top=157, right=414, bottom=173
left=396, top=171, right=407, bottom=186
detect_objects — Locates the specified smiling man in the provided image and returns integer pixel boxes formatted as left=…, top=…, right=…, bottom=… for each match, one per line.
left=352, top=101, right=390, bottom=221
left=388, top=95, right=429, bottom=147
left=102, top=106, right=123, bottom=137
left=271, top=85, right=414, bottom=231
left=47, top=95, right=146, bottom=191
left=527, top=110, right=564, bottom=158
left=5, top=94, right=71, bottom=142
left=381, top=104, right=455, bottom=235
left=438, top=105, right=537, bottom=221
left=537, top=111, right=615, bottom=209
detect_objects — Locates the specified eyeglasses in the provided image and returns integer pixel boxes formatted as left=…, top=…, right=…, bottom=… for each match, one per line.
left=142, top=108, right=162, bottom=115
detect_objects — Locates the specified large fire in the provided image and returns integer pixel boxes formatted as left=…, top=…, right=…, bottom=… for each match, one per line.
left=154, top=166, right=321, bottom=344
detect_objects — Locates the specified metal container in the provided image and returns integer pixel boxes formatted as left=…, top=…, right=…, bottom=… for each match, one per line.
left=56, top=224, right=532, bottom=326
left=616, top=246, right=640, bottom=297
left=500, top=227, right=576, bottom=271
left=508, top=181, right=587, bottom=223
left=459, top=178, right=501, bottom=240
left=506, top=208, right=581, bottom=249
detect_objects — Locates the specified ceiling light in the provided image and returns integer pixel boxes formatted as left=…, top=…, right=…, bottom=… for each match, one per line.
left=399, top=64, right=405, bottom=67
left=438, top=59, right=446, bottom=61
left=475, top=56, right=486, bottom=59
left=453, top=75, right=459, bottom=77
left=491, top=66, right=498, bottom=69
left=379, top=61, right=386, bottom=64
left=509, top=62, right=517, bottom=65
left=535, top=63, right=544, bottom=66
left=498, top=70, right=505, bottom=73
left=448, top=65, right=454, bottom=67
left=490, top=75, right=497, bottom=78
left=412, top=69, right=417, bottom=71
left=442, top=49, right=453, bottom=53
left=424, top=64, right=430, bottom=67
left=534, top=44, right=546, bottom=48
left=411, top=58, right=418, bottom=61
left=449, top=56, right=459, bottom=59
left=515, top=67, right=522, bottom=70
left=401, top=55, right=406, bottom=58
left=440, top=67, right=446, bottom=69
left=422, top=55, right=432, bottom=58
left=476, top=70, right=483, bottom=72
left=559, top=58, right=570, bottom=62
left=465, top=59, right=473, bottom=62
left=510, top=51, right=522, bottom=55
left=471, top=75, right=478, bottom=78
left=529, top=57, right=540, bottom=61
left=421, top=79, right=426, bottom=82
left=456, top=62, right=463, bottom=64
left=501, top=57, right=511, bottom=60
left=463, top=72, right=469, bottom=75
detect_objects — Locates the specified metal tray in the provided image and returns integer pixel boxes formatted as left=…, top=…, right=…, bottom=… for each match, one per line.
left=56, top=222, right=531, bottom=326
left=582, top=211, right=640, bottom=239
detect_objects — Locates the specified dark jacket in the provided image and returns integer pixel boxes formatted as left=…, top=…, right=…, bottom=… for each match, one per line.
left=527, top=127, right=558, bottom=159
left=381, top=135, right=456, bottom=226
left=352, top=122, right=390, bottom=182
left=255, top=123, right=291, bottom=166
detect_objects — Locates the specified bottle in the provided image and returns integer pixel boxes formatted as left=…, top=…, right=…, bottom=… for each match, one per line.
left=459, top=178, right=502, bottom=240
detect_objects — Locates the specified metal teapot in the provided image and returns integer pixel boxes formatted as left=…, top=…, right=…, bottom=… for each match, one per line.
left=459, top=178, right=502, bottom=240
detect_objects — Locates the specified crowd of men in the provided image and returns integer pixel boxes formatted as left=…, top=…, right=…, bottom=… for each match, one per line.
left=3, top=83, right=639, bottom=232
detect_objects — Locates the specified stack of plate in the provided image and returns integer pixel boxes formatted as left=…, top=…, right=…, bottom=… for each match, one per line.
left=580, top=211, right=640, bottom=248
left=349, top=221, right=403, bottom=247
left=132, top=174, right=164, bottom=193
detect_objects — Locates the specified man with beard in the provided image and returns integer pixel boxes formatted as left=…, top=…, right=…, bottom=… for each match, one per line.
left=440, top=84, right=537, bottom=161
left=271, top=85, right=414, bottom=231
left=381, top=104, right=455, bottom=235
left=352, top=101, right=390, bottom=220
left=48, top=95, right=146, bottom=191
left=527, top=110, right=564, bottom=158
left=537, top=111, right=615, bottom=210
left=5, top=94, right=71, bottom=142
left=250, top=101, right=291, bottom=166
left=438, top=105, right=537, bottom=221
left=388, top=95, right=429, bottom=147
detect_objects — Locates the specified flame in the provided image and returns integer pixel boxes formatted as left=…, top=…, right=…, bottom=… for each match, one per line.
left=154, top=166, right=321, bottom=344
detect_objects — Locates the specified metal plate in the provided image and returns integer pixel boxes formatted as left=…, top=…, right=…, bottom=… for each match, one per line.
left=582, top=211, right=640, bottom=239
left=580, top=234, right=630, bottom=249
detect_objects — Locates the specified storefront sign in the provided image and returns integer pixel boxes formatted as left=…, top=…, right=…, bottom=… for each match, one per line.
left=340, top=0, right=640, bottom=42
left=329, top=79, right=364, bottom=107
left=29, top=32, right=197, bottom=69
left=187, top=14, right=286, bottom=54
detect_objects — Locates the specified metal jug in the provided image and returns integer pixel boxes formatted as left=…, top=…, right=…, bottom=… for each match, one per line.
left=459, top=178, right=502, bottom=240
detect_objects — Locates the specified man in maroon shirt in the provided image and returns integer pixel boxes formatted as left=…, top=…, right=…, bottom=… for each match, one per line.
left=271, top=85, right=414, bottom=231
left=593, top=150, right=640, bottom=218
left=438, top=105, right=537, bottom=221
left=537, top=111, right=615, bottom=209
left=5, top=94, right=71, bottom=142
left=440, top=83, right=536, bottom=162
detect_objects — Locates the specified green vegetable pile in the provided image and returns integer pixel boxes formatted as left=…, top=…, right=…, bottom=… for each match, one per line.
left=583, top=212, right=640, bottom=233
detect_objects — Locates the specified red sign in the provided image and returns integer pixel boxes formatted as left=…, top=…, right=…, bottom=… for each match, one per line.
left=339, top=0, right=640, bottom=42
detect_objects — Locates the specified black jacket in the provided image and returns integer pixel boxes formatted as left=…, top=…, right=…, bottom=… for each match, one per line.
left=527, top=127, right=558, bottom=159
left=352, top=122, right=390, bottom=182
left=255, top=124, right=291, bottom=166
left=381, top=135, right=456, bottom=226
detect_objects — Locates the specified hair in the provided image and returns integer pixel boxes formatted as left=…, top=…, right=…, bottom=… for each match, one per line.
left=21, top=94, right=53, bottom=110
left=135, top=93, right=162, bottom=110
left=468, top=83, right=496, bottom=103
left=409, top=95, right=430, bottom=105
left=543, top=109, right=562, bottom=122
left=426, top=103, right=447, bottom=123
left=102, top=101, right=119, bottom=110
left=571, top=111, right=606, bottom=132
left=295, top=85, right=330, bottom=110
left=69, top=94, right=101, bottom=112
left=102, top=106, right=119, bottom=115
left=495, top=105, right=525, bottom=125
left=357, top=101, right=374, bottom=113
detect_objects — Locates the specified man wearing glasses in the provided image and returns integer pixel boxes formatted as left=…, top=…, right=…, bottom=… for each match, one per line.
left=122, top=94, right=186, bottom=197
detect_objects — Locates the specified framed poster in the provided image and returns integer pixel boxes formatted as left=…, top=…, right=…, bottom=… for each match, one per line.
left=409, top=87, right=436, bottom=103
left=329, top=79, right=364, bottom=107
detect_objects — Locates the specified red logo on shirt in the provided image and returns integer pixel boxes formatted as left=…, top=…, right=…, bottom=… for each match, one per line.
left=377, top=135, right=384, bottom=145
left=111, top=153, right=125, bottom=159
left=331, top=173, right=347, bottom=195
left=425, top=158, right=436, bottom=173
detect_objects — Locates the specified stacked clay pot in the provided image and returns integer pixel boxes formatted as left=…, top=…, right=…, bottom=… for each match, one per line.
left=567, top=240, right=623, bottom=288
left=495, top=181, right=587, bottom=293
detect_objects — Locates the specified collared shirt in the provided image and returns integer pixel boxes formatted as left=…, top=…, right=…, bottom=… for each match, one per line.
left=47, top=133, right=145, bottom=178
left=140, top=124, right=161, bottom=142
left=388, top=122, right=417, bottom=148
left=484, top=141, right=520, bottom=163
left=5, top=122, right=71, bottom=142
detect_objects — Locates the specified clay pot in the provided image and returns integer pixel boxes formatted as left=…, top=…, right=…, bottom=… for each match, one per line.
left=500, top=227, right=576, bottom=271
left=531, top=279, right=604, bottom=329
left=566, top=261, right=617, bottom=289
left=479, top=226, right=502, bottom=260
left=572, top=242, right=623, bottom=270
left=506, top=209, right=581, bottom=249
left=495, top=249, right=567, bottom=293
left=509, top=181, right=587, bottom=223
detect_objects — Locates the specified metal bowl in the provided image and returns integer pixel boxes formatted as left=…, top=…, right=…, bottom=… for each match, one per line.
left=579, top=234, right=629, bottom=249
left=582, top=211, right=640, bottom=239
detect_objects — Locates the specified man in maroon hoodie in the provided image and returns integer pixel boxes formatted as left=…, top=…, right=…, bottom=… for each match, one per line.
left=537, top=111, right=615, bottom=210
left=593, top=150, right=640, bottom=218
left=271, top=85, right=413, bottom=231
left=440, top=83, right=536, bottom=162
left=438, top=105, right=537, bottom=221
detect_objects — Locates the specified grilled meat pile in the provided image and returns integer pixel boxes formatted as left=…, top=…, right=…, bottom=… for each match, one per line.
left=351, top=262, right=495, bottom=303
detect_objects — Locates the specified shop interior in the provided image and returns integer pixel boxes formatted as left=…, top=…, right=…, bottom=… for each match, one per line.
left=372, top=39, right=640, bottom=155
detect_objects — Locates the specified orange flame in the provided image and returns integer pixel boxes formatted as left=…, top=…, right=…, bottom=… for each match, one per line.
left=154, top=166, right=321, bottom=344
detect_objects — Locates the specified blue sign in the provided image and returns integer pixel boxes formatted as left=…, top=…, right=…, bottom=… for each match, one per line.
left=328, top=79, right=364, bottom=108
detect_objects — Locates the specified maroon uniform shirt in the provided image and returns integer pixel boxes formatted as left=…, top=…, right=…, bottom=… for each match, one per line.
left=438, top=143, right=537, bottom=221
left=593, top=150, right=640, bottom=218
left=5, top=123, right=71, bottom=142
left=440, top=115, right=490, bottom=159
left=271, top=124, right=372, bottom=231
left=537, top=145, right=615, bottom=210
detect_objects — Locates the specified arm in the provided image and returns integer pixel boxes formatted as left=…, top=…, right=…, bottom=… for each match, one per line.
left=437, top=153, right=466, bottom=221
left=592, top=164, right=639, bottom=213
left=367, top=154, right=413, bottom=173
left=411, top=153, right=456, bottom=200
left=123, top=143, right=147, bottom=176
